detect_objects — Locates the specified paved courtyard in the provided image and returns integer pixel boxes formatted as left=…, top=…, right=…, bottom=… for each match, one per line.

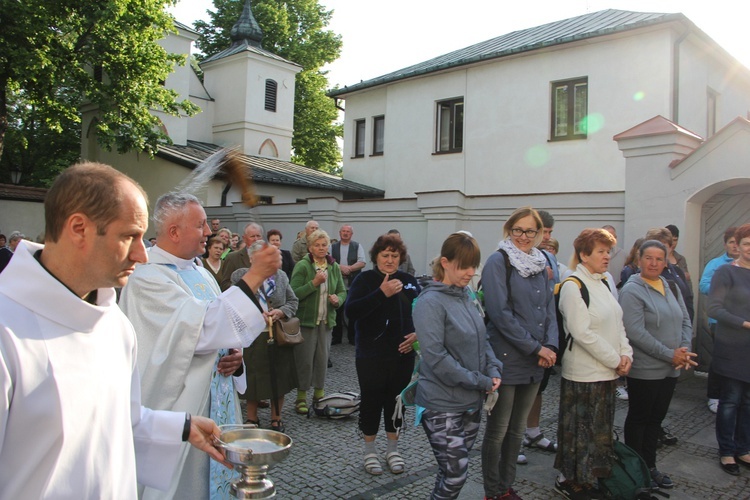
left=243, top=342, right=750, bottom=499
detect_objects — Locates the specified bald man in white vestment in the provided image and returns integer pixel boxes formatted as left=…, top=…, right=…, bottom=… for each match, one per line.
left=119, top=192, right=280, bottom=499
left=0, top=163, right=226, bottom=499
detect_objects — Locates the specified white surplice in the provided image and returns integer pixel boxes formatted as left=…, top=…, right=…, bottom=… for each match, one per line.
left=0, top=241, right=185, bottom=499
left=119, top=245, right=266, bottom=499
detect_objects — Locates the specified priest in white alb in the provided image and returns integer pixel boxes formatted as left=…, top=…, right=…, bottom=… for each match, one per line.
left=0, top=163, right=227, bottom=499
left=119, top=191, right=280, bottom=499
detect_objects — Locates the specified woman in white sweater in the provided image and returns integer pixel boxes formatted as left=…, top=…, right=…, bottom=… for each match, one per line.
left=554, top=228, right=633, bottom=499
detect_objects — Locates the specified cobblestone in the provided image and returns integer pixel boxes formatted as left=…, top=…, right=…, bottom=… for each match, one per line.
left=239, top=342, right=744, bottom=499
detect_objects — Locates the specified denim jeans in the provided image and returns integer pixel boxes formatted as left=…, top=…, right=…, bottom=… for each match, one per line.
left=716, top=377, right=750, bottom=457
left=481, top=382, right=540, bottom=496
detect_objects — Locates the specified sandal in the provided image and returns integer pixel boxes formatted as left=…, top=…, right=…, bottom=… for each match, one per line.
left=385, top=451, right=405, bottom=474
left=270, top=419, right=286, bottom=433
left=523, top=433, right=557, bottom=452
left=244, top=418, right=260, bottom=427
left=364, top=453, right=383, bottom=475
left=295, top=400, right=308, bottom=415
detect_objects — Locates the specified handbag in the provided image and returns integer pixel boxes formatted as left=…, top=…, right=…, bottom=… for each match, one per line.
left=272, top=317, right=304, bottom=347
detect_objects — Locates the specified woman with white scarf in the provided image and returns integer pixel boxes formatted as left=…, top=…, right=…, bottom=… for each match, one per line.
left=481, top=207, right=557, bottom=500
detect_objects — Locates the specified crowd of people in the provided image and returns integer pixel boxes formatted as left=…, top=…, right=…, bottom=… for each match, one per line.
left=2, top=162, right=749, bottom=499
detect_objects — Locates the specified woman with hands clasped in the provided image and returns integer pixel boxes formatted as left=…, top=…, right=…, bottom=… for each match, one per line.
left=290, top=229, right=347, bottom=415
left=346, top=234, right=421, bottom=476
left=414, top=232, right=502, bottom=499
left=481, top=207, right=557, bottom=500
left=619, top=240, right=696, bottom=489
left=554, top=228, right=633, bottom=500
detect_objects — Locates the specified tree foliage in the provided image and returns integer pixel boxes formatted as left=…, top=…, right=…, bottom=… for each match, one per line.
left=0, top=0, right=198, bottom=184
left=0, top=89, right=80, bottom=187
left=193, top=0, right=343, bottom=173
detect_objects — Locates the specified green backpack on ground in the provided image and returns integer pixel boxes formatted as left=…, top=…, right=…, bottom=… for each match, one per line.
left=598, top=440, right=669, bottom=500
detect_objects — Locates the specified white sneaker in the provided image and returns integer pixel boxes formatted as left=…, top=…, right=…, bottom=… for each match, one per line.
left=517, top=453, right=528, bottom=465
left=694, top=370, right=708, bottom=378
left=708, top=399, right=719, bottom=413
left=616, top=386, right=629, bottom=400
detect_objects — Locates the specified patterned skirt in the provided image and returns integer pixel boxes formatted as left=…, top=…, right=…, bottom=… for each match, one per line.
left=554, top=378, right=617, bottom=485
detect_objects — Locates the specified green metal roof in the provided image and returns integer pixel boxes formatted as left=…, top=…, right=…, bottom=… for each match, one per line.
left=157, top=141, right=384, bottom=198
left=330, top=9, right=686, bottom=97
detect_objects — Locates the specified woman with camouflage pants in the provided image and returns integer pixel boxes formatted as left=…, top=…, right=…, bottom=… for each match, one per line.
left=413, top=233, right=503, bottom=499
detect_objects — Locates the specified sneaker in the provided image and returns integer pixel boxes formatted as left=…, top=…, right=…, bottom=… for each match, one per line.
left=708, top=398, right=719, bottom=413
left=658, top=427, right=678, bottom=446
left=615, top=386, right=629, bottom=400
left=650, top=468, right=674, bottom=489
left=517, top=452, right=528, bottom=465
left=554, top=478, right=590, bottom=500
left=694, top=370, right=708, bottom=378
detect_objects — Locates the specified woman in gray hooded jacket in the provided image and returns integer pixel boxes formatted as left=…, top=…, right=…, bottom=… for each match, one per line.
left=619, top=240, right=696, bottom=489
left=414, top=232, right=502, bottom=500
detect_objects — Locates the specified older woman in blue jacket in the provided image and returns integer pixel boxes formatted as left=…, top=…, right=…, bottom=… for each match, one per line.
left=480, top=207, right=557, bottom=500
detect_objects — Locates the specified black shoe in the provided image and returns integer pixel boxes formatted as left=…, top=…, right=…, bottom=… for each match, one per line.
left=554, top=478, right=590, bottom=499
left=649, top=468, right=673, bottom=489
left=736, top=455, right=750, bottom=469
left=331, top=338, right=342, bottom=345
left=657, top=427, right=678, bottom=446
left=327, top=359, right=333, bottom=368
left=721, top=460, right=740, bottom=476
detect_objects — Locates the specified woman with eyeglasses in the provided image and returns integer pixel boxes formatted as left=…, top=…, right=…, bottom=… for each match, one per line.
left=481, top=206, right=557, bottom=500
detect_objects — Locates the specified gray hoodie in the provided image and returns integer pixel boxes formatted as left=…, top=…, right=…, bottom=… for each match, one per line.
left=414, top=281, right=503, bottom=412
left=618, top=274, right=692, bottom=380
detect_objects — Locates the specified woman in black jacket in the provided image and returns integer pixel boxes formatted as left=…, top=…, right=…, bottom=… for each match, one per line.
left=346, top=234, right=420, bottom=476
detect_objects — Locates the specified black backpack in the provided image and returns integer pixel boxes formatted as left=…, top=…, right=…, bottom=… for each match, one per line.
left=554, top=275, right=609, bottom=365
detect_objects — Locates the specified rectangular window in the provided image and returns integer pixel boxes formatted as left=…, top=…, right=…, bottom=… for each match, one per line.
left=265, top=79, right=277, bottom=112
left=354, top=119, right=366, bottom=157
left=707, top=88, right=717, bottom=137
left=436, top=98, right=464, bottom=153
left=551, top=77, right=588, bottom=141
left=372, top=115, right=385, bottom=155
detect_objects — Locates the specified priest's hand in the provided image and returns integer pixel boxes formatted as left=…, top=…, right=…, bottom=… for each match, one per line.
left=217, top=349, right=243, bottom=376
left=189, top=416, right=233, bottom=468
left=242, top=244, right=281, bottom=292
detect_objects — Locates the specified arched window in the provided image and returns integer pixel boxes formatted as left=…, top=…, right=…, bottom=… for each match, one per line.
left=265, top=79, right=277, bottom=112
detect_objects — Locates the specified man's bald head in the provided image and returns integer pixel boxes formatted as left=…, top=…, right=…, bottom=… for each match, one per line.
left=305, top=220, right=319, bottom=236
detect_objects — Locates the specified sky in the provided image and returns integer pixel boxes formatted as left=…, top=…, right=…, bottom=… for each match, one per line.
left=169, top=0, right=750, bottom=90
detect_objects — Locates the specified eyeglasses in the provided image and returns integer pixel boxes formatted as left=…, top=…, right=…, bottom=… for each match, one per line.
left=510, top=228, right=539, bottom=238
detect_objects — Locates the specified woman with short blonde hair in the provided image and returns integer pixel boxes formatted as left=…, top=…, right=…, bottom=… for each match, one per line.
left=290, top=229, right=347, bottom=415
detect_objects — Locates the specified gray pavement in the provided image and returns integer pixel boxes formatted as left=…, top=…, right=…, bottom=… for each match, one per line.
left=243, top=343, right=750, bottom=499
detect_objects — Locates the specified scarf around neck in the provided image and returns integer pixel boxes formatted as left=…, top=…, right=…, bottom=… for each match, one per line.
left=498, top=238, right=547, bottom=277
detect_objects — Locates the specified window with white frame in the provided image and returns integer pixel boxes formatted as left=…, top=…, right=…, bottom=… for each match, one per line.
left=372, top=115, right=384, bottom=155
left=354, top=119, right=366, bottom=157
left=551, top=77, right=588, bottom=140
left=436, top=98, right=463, bottom=153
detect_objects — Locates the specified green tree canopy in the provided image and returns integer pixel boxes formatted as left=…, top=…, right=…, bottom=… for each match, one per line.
left=0, top=0, right=198, bottom=184
left=193, top=0, right=343, bottom=173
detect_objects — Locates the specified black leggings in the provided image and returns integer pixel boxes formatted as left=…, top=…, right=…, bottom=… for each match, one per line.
left=624, top=376, right=677, bottom=468
left=356, top=356, right=414, bottom=435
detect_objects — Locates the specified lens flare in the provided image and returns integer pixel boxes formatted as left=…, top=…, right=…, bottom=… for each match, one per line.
left=579, top=113, right=605, bottom=134
left=524, top=145, right=550, bottom=168
left=633, top=91, right=645, bottom=101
